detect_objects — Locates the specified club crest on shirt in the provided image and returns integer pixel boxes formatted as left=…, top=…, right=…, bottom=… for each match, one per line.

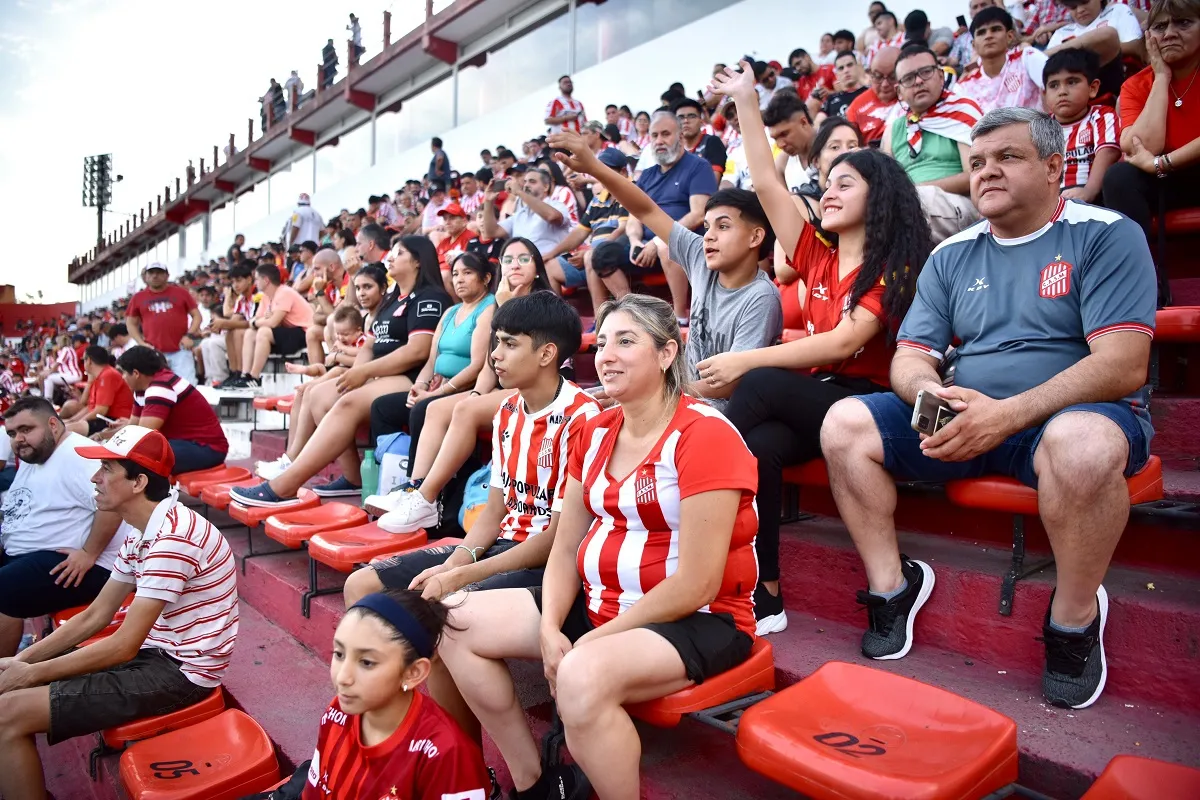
left=1003, top=73, right=1022, bottom=92
left=538, top=437, right=555, bottom=468
left=1075, top=125, right=1092, bottom=147
left=1039, top=257, right=1073, bottom=299
left=634, top=466, right=657, bottom=506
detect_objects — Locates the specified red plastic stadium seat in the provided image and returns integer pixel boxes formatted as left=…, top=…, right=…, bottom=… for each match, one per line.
left=1156, top=307, right=1200, bottom=343
left=1152, top=208, right=1200, bottom=236
left=175, top=466, right=251, bottom=496
left=579, top=332, right=597, bottom=351
left=637, top=272, right=668, bottom=288
left=946, top=456, right=1163, bottom=516
left=781, top=328, right=807, bottom=343
left=368, top=537, right=463, bottom=565
left=276, top=397, right=294, bottom=413
left=264, top=502, right=369, bottom=548
left=737, top=661, right=1018, bottom=800
left=781, top=459, right=829, bottom=487
left=119, top=709, right=278, bottom=800
left=252, top=394, right=291, bottom=412
left=628, top=638, right=774, bottom=727
left=308, top=521, right=428, bottom=573
left=102, top=687, right=226, bottom=749
left=53, top=592, right=137, bottom=647
left=229, top=488, right=320, bottom=527
left=1082, top=755, right=1200, bottom=800
left=200, top=479, right=263, bottom=511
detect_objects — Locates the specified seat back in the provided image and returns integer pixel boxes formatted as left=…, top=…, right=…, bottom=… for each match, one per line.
left=175, top=466, right=251, bottom=496
left=229, top=488, right=320, bottom=526
left=627, top=638, right=775, bottom=727
left=1082, top=755, right=1200, bottom=800
left=264, top=502, right=369, bottom=548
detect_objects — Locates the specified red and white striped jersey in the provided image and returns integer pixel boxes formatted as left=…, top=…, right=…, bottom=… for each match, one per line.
left=545, top=94, right=586, bottom=133
left=618, top=117, right=634, bottom=140
left=550, top=185, right=581, bottom=227
left=111, top=497, right=239, bottom=687
left=55, top=347, right=83, bottom=382
left=569, top=397, right=760, bottom=637
left=490, top=381, right=601, bottom=542
left=633, top=133, right=650, bottom=150
left=1060, top=105, right=1120, bottom=189
left=955, top=46, right=1047, bottom=113
left=459, top=190, right=486, bottom=217
left=865, top=31, right=905, bottom=68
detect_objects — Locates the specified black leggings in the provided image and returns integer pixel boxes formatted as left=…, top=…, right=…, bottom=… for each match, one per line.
left=723, top=369, right=886, bottom=583
left=370, top=392, right=439, bottom=465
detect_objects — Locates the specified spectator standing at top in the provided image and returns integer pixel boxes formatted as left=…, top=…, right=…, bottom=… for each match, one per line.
left=883, top=45, right=983, bottom=242
left=673, top=96, right=728, bottom=180
left=428, top=137, right=452, bottom=185
left=847, top=46, right=903, bottom=145
left=125, top=263, right=201, bottom=384
left=544, top=75, right=586, bottom=133
left=348, top=13, right=364, bottom=63
left=288, top=192, right=323, bottom=248
left=322, top=38, right=339, bottom=88
left=956, top=8, right=1049, bottom=113
left=284, top=70, right=304, bottom=107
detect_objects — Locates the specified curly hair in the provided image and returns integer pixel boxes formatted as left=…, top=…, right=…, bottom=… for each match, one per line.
left=827, top=148, right=932, bottom=339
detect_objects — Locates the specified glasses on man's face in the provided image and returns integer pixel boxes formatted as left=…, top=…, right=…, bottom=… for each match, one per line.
left=501, top=254, right=534, bottom=266
left=676, top=113, right=701, bottom=122
left=897, top=65, right=940, bottom=88
left=869, top=71, right=897, bottom=84
left=1150, top=16, right=1198, bottom=35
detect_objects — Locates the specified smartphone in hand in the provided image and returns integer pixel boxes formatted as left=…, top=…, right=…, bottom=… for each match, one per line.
left=910, top=390, right=957, bottom=436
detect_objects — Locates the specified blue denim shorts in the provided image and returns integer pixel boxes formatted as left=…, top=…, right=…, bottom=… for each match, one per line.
left=556, top=255, right=588, bottom=288
left=854, top=392, right=1151, bottom=489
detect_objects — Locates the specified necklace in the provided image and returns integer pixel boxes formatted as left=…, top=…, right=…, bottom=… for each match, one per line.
left=1171, top=70, right=1198, bottom=108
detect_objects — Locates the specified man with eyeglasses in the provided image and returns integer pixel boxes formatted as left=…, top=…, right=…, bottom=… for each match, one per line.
left=847, top=46, right=903, bottom=145
left=480, top=169, right=573, bottom=260
left=672, top=96, right=727, bottom=179
left=883, top=44, right=984, bottom=241
left=956, top=7, right=1049, bottom=112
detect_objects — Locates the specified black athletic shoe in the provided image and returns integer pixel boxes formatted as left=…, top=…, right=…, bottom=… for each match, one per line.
left=856, top=556, right=935, bottom=660
left=753, top=582, right=788, bottom=636
left=488, top=767, right=502, bottom=800
left=214, top=372, right=243, bottom=389
left=1041, top=585, right=1108, bottom=709
left=511, top=764, right=590, bottom=800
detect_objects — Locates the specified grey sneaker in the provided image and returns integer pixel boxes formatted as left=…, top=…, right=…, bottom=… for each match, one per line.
left=1041, top=585, right=1108, bottom=709
left=856, top=556, right=935, bottom=660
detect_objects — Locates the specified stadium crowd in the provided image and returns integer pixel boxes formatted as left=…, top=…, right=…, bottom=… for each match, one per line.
left=0, top=0, right=1195, bottom=798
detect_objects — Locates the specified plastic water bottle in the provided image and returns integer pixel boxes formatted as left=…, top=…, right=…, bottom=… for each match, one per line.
left=360, top=448, right=379, bottom=505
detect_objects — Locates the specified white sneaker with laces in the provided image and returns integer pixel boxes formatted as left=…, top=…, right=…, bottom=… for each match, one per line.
left=364, top=485, right=415, bottom=516
left=377, top=490, right=439, bottom=534
left=254, top=454, right=292, bottom=480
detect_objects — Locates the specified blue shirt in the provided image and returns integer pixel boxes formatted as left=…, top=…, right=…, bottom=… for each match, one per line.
left=897, top=199, right=1157, bottom=438
left=635, top=152, right=717, bottom=223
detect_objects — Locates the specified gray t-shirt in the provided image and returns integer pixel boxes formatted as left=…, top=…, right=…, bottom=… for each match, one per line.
left=670, top=222, right=782, bottom=412
left=897, top=200, right=1157, bottom=438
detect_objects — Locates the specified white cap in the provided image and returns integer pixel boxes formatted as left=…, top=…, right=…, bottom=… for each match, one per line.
left=298, top=193, right=311, bottom=205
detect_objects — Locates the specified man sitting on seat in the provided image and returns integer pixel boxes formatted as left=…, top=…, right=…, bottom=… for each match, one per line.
left=64, top=346, right=135, bottom=438
left=114, top=346, right=229, bottom=474
left=0, top=397, right=124, bottom=659
left=0, top=426, right=239, bottom=800
left=228, top=263, right=315, bottom=390
left=820, top=108, right=1157, bottom=710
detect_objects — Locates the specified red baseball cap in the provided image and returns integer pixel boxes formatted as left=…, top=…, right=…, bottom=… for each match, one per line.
left=437, top=203, right=468, bottom=219
left=76, top=426, right=176, bottom=478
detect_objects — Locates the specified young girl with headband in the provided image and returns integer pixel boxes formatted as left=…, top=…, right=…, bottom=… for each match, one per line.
left=255, top=589, right=490, bottom=800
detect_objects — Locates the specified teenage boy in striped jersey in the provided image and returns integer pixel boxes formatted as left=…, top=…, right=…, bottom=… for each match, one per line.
left=0, top=426, right=239, bottom=800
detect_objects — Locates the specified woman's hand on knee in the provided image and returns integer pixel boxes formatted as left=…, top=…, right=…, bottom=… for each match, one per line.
left=540, top=627, right=573, bottom=698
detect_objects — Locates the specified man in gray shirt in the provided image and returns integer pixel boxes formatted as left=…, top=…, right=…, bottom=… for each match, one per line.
left=547, top=129, right=781, bottom=413
left=821, top=108, right=1157, bottom=711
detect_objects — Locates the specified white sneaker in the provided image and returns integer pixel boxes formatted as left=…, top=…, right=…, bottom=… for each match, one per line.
left=364, top=484, right=416, bottom=516
left=377, top=490, right=439, bottom=534
left=254, top=454, right=292, bottom=480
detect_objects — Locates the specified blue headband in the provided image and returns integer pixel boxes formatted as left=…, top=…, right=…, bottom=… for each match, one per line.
left=351, top=593, right=434, bottom=659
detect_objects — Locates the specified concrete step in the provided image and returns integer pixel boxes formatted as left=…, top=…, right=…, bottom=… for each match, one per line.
left=1152, top=396, right=1200, bottom=467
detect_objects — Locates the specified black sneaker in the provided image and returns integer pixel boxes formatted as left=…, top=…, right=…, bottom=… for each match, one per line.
left=488, top=767, right=502, bottom=800
left=856, top=556, right=935, bottom=660
left=1041, top=585, right=1108, bottom=709
left=510, top=763, right=591, bottom=800
left=214, top=372, right=243, bottom=389
left=753, top=582, right=788, bottom=636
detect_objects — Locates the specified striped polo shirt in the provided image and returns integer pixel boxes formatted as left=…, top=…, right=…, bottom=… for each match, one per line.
left=111, top=494, right=239, bottom=687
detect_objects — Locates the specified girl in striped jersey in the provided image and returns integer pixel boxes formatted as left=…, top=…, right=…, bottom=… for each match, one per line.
left=254, top=590, right=490, bottom=800
left=440, top=295, right=759, bottom=800
left=41, top=336, right=84, bottom=401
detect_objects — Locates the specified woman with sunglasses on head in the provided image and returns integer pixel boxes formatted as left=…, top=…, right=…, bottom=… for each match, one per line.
left=699, top=61, right=931, bottom=636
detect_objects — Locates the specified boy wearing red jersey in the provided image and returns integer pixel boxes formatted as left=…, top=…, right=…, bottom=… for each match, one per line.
left=1043, top=49, right=1120, bottom=204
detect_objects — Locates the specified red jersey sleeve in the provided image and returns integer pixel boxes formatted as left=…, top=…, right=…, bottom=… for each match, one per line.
left=125, top=293, right=143, bottom=319
left=1118, top=70, right=1149, bottom=130
left=856, top=275, right=887, bottom=321
left=786, top=225, right=837, bottom=289
left=553, top=403, right=599, bottom=509
left=1092, top=105, right=1121, bottom=151
left=673, top=411, right=757, bottom=499
left=567, top=414, right=590, bottom=483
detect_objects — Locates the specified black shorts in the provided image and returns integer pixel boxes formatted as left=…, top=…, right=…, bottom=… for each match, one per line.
left=48, top=648, right=213, bottom=744
left=528, top=587, right=753, bottom=685
left=373, top=538, right=543, bottom=592
left=87, top=417, right=107, bottom=436
left=0, top=550, right=111, bottom=619
left=271, top=325, right=308, bottom=357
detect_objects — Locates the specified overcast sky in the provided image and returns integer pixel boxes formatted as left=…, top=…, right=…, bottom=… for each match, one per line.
left=0, top=0, right=426, bottom=303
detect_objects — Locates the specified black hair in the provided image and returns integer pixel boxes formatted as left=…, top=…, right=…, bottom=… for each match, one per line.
left=355, top=263, right=389, bottom=294
left=116, top=458, right=172, bottom=502
left=877, top=10, right=898, bottom=25
left=448, top=250, right=495, bottom=291
left=605, top=103, right=618, bottom=111
left=228, top=262, right=254, bottom=280
left=360, top=223, right=391, bottom=253
left=334, top=227, right=357, bottom=247
left=835, top=50, right=859, bottom=65
left=84, top=345, right=112, bottom=367
left=349, top=589, right=459, bottom=665
left=300, top=240, right=319, bottom=254
left=431, top=136, right=444, bottom=148
left=789, top=48, right=809, bottom=63
left=809, top=116, right=866, bottom=166
left=833, top=28, right=856, bottom=42
left=670, top=96, right=704, bottom=116
left=705, top=189, right=776, bottom=259
left=368, top=195, right=382, bottom=204
left=3, top=395, right=59, bottom=422
left=254, top=263, right=282, bottom=285
left=498, top=237, right=551, bottom=292
left=474, top=167, right=493, bottom=183
left=897, top=43, right=939, bottom=69
left=117, top=345, right=168, bottom=376
left=1043, top=48, right=1101, bottom=85
left=109, top=322, right=128, bottom=338
left=559, top=74, right=570, bottom=82
left=396, top=235, right=448, bottom=293
left=970, top=5, right=1014, bottom=34
left=826, top=148, right=932, bottom=340
left=491, top=291, right=581, bottom=369
left=762, top=89, right=812, bottom=126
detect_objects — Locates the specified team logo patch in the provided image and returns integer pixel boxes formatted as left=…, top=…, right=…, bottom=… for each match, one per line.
left=416, top=300, right=441, bottom=318
left=537, top=437, right=555, bottom=468
left=1003, top=73, right=1022, bottom=92
left=634, top=466, right=657, bottom=505
left=1075, top=125, right=1092, bottom=146
left=1039, top=258, right=1073, bottom=299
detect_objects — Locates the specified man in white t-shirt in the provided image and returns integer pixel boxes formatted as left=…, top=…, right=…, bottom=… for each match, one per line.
left=480, top=168, right=572, bottom=256
left=1047, top=0, right=1145, bottom=97
left=287, top=192, right=323, bottom=247
left=0, top=426, right=239, bottom=800
left=0, top=397, right=123, bottom=658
